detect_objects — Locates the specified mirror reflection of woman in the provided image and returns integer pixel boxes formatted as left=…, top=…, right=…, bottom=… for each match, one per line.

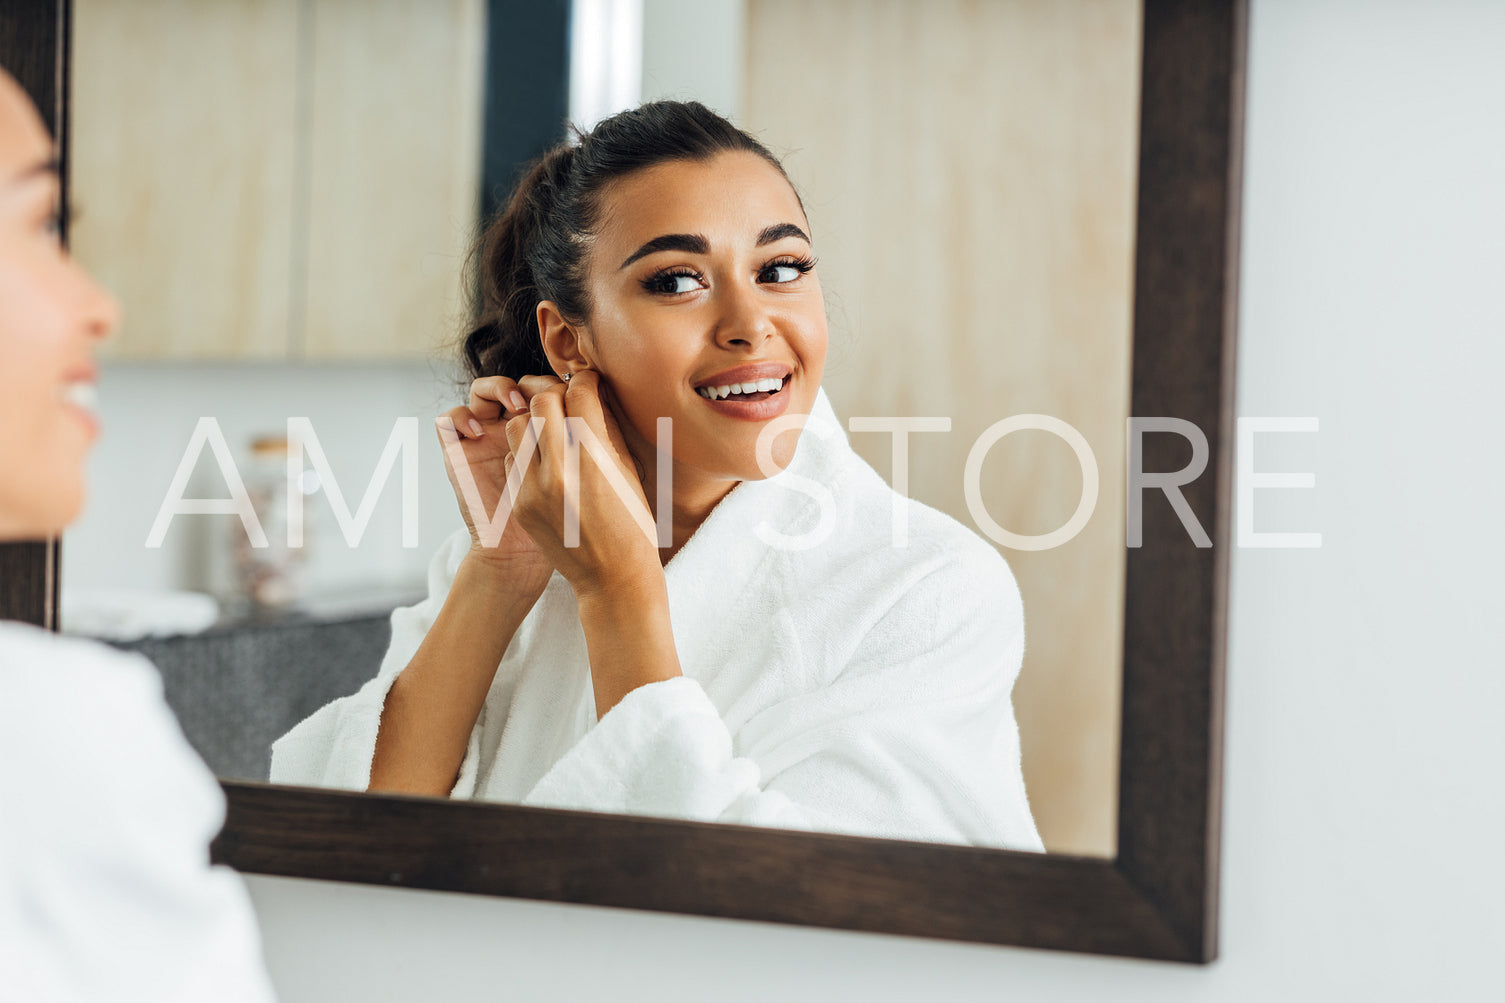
left=273, top=101, right=1044, bottom=852
left=0, top=67, right=277, bottom=1000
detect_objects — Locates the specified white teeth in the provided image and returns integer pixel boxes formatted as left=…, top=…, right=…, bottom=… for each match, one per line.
left=59, top=381, right=98, bottom=413
left=697, top=375, right=787, bottom=400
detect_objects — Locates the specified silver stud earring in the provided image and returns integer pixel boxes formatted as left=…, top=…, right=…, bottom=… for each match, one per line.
left=560, top=372, right=572, bottom=382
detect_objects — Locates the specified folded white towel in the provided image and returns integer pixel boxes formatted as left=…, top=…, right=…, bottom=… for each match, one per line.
left=271, top=385, right=1045, bottom=851
left=58, top=587, right=220, bottom=642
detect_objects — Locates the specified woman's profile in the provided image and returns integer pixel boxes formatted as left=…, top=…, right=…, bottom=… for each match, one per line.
left=0, top=65, right=278, bottom=999
left=271, top=100, right=1044, bottom=851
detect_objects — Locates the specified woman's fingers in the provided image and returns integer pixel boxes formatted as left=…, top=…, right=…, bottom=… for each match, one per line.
left=561, top=371, right=626, bottom=455
left=468, top=376, right=529, bottom=422
left=470, top=373, right=570, bottom=425
left=559, top=372, right=642, bottom=483
left=523, top=382, right=568, bottom=460
left=467, top=372, right=575, bottom=467
left=438, top=405, right=488, bottom=440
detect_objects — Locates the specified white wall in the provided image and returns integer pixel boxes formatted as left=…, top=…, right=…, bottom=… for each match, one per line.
left=639, top=0, right=746, bottom=118
left=240, top=1, right=1505, bottom=999
left=63, top=360, right=467, bottom=604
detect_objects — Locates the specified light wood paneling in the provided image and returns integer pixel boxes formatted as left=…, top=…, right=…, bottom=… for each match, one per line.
left=744, top=0, right=1141, bottom=856
left=300, top=0, right=486, bottom=360
left=71, top=0, right=300, bottom=360
left=70, top=0, right=484, bottom=362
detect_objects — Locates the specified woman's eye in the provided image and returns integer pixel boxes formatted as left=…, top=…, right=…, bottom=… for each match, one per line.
left=761, top=255, right=816, bottom=284
left=39, top=207, right=76, bottom=243
left=644, top=270, right=702, bottom=295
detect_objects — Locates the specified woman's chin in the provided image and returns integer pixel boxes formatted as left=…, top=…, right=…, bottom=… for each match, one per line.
left=0, top=492, right=82, bottom=540
left=36, top=466, right=87, bottom=535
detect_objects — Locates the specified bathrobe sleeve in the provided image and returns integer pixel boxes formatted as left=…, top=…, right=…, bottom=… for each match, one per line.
left=268, top=527, right=487, bottom=796
left=520, top=540, right=1046, bottom=852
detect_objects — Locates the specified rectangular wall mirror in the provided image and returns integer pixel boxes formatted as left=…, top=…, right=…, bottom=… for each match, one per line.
left=0, top=0, right=1243, bottom=962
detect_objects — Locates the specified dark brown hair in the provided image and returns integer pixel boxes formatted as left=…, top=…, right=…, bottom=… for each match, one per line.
left=461, top=100, right=805, bottom=382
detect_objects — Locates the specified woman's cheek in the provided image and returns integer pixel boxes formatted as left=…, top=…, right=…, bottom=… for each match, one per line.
left=597, top=381, right=653, bottom=447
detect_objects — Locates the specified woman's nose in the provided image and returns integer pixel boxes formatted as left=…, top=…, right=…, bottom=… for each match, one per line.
left=713, top=278, right=777, bottom=349
left=74, top=261, right=120, bottom=343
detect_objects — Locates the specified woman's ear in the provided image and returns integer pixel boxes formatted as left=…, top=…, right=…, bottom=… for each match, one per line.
left=537, top=300, right=590, bottom=376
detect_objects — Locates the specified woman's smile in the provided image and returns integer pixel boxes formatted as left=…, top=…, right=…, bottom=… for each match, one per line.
left=692, top=361, right=793, bottom=421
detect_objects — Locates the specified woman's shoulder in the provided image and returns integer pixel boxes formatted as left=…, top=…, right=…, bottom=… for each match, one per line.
left=769, top=458, right=1024, bottom=648
left=0, top=619, right=225, bottom=829
left=805, top=393, right=1006, bottom=556
left=0, top=619, right=161, bottom=697
left=838, top=458, right=1020, bottom=587
left=783, top=463, right=1028, bottom=688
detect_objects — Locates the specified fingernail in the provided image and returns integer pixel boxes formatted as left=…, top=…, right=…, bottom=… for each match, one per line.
left=468, top=419, right=485, bottom=437
left=509, top=391, right=526, bottom=410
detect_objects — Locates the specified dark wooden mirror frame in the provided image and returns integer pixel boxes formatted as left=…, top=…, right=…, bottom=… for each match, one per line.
left=0, top=0, right=1243, bottom=963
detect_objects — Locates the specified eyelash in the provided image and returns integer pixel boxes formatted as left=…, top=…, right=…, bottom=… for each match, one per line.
left=640, top=253, right=817, bottom=296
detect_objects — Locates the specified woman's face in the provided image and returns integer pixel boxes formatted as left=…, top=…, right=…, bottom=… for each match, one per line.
left=0, top=73, right=118, bottom=539
left=561, top=149, right=828, bottom=482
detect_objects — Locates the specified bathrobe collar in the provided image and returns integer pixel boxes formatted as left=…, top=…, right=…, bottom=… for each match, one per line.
left=660, top=384, right=853, bottom=675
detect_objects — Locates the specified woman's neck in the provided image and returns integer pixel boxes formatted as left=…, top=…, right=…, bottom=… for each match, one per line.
left=625, top=428, right=738, bottom=567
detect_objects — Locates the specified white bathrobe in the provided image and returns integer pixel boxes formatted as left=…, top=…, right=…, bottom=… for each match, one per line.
left=271, top=386, right=1045, bottom=852
left=0, top=621, right=278, bottom=1002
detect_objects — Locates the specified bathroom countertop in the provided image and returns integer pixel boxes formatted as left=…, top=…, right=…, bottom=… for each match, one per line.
left=204, top=586, right=428, bottom=637
left=98, top=593, right=422, bottom=784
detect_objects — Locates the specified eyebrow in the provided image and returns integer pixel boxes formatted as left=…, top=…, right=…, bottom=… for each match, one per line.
left=618, top=222, right=810, bottom=270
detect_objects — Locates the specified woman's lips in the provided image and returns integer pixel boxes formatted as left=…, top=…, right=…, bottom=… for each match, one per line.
left=696, top=375, right=792, bottom=422
left=57, top=380, right=100, bottom=438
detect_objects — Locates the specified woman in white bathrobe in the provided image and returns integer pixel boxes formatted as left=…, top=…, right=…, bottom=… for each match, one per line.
left=0, top=67, right=278, bottom=999
left=271, top=100, right=1045, bottom=853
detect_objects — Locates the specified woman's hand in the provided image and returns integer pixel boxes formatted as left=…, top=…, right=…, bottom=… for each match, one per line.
left=436, top=374, right=559, bottom=595
left=501, top=370, right=662, bottom=601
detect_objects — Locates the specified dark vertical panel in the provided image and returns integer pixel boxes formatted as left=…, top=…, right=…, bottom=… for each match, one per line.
left=0, top=540, right=55, bottom=628
left=1118, top=0, right=1245, bottom=962
left=0, top=0, right=66, bottom=630
left=480, top=0, right=571, bottom=223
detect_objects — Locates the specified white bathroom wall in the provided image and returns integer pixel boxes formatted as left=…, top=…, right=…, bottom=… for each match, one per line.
left=241, top=0, right=1505, bottom=999
left=639, top=0, right=746, bottom=117
left=63, top=360, right=468, bottom=603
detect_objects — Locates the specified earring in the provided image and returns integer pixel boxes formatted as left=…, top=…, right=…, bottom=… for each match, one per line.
left=560, top=372, right=572, bottom=382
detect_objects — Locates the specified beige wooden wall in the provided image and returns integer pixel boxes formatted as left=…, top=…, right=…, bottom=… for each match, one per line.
left=70, top=0, right=484, bottom=361
left=743, top=0, right=1142, bottom=856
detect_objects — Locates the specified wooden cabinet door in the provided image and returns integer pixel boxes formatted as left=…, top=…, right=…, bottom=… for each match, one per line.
left=70, top=0, right=485, bottom=361
left=72, top=0, right=301, bottom=360
left=301, top=0, right=485, bottom=361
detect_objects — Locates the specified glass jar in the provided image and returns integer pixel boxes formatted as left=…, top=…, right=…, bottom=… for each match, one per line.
left=232, top=435, right=309, bottom=609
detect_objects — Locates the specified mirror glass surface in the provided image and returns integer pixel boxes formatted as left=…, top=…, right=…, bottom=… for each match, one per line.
left=62, top=0, right=1141, bottom=858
